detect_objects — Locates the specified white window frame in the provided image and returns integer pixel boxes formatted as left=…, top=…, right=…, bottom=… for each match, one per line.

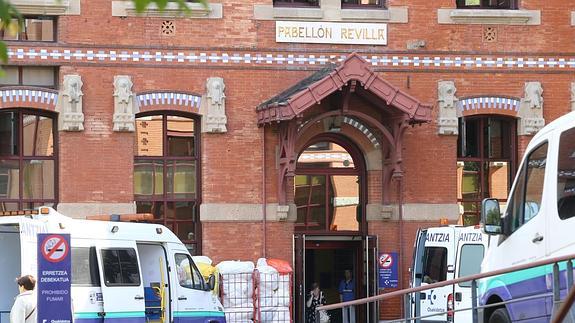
left=112, top=1, right=223, bottom=19
left=254, top=0, right=407, bottom=23
left=437, top=8, right=540, bottom=25
left=11, top=0, right=80, bottom=16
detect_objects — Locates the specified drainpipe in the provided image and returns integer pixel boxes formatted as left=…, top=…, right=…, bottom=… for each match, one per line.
left=262, top=125, right=267, bottom=258
left=395, top=172, right=405, bottom=318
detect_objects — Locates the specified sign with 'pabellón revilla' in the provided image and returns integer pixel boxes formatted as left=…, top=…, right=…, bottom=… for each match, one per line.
left=276, top=21, right=387, bottom=45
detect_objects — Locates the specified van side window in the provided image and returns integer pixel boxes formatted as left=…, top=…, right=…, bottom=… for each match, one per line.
left=175, top=254, right=204, bottom=290
left=507, top=142, right=548, bottom=233
left=422, top=247, right=447, bottom=284
left=558, top=127, right=575, bottom=220
left=101, top=248, right=141, bottom=286
left=457, top=244, right=484, bottom=287
left=72, top=247, right=101, bottom=286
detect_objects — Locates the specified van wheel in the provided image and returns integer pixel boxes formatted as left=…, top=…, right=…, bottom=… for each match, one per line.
left=489, top=308, right=511, bottom=323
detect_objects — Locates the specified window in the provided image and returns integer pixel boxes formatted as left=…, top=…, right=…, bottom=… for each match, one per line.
left=457, top=116, right=515, bottom=225
left=273, top=0, right=319, bottom=7
left=422, top=247, right=447, bottom=284
left=341, top=0, right=384, bottom=8
left=134, top=113, right=200, bottom=254
left=507, top=143, right=547, bottom=233
left=0, top=66, right=58, bottom=88
left=295, top=141, right=361, bottom=232
left=0, top=110, right=57, bottom=211
left=175, top=254, right=204, bottom=290
left=457, top=244, right=484, bottom=287
left=456, top=0, right=517, bottom=9
left=72, top=247, right=101, bottom=286
left=557, top=127, right=575, bottom=220
left=101, top=248, right=141, bottom=286
left=1, top=16, right=56, bottom=42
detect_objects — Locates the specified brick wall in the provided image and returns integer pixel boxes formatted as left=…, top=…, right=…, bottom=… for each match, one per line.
left=2, top=0, right=574, bottom=320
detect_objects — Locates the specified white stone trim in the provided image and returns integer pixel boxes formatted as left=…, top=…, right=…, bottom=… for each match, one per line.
left=572, top=12, right=575, bottom=26
left=11, top=0, right=80, bottom=15
left=200, top=203, right=296, bottom=222
left=333, top=197, right=359, bottom=207
left=265, top=6, right=324, bottom=20
left=366, top=203, right=460, bottom=221
left=254, top=2, right=407, bottom=23
left=57, top=203, right=136, bottom=219
left=112, top=1, right=223, bottom=19
left=437, top=8, right=540, bottom=25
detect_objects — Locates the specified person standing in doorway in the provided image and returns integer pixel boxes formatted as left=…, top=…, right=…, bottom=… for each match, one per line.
left=10, top=275, right=36, bottom=323
left=338, top=270, right=355, bottom=323
left=306, top=283, right=327, bottom=323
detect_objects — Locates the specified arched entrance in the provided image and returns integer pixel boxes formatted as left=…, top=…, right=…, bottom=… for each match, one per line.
left=294, top=133, right=369, bottom=323
left=257, top=53, right=432, bottom=323
left=295, top=133, right=366, bottom=233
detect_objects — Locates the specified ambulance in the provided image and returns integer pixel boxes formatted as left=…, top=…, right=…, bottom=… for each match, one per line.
left=410, top=225, right=488, bottom=322
left=0, top=207, right=226, bottom=323
left=478, top=111, right=575, bottom=322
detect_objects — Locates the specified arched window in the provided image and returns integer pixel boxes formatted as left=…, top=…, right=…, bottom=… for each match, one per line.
left=0, top=109, right=57, bottom=211
left=457, top=116, right=516, bottom=225
left=295, top=139, right=364, bottom=232
left=134, top=112, right=200, bottom=254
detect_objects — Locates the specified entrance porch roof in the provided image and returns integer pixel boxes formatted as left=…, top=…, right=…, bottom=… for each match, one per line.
left=257, top=53, right=432, bottom=126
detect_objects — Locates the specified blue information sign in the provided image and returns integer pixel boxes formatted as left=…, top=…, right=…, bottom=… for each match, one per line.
left=37, top=233, right=72, bottom=323
left=378, top=252, right=398, bottom=288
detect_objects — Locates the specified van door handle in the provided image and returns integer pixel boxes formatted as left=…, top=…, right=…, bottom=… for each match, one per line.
left=178, top=296, right=187, bottom=301
left=97, top=312, right=106, bottom=317
left=134, top=295, right=144, bottom=300
left=532, top=233, right=544, bottom=243
left=455, top=292, right=462, bottom=302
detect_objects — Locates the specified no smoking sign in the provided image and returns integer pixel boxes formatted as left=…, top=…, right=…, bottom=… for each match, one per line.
left=41, top=234, right=69, bottom=263
left=379, top=253, right=393, bottom=268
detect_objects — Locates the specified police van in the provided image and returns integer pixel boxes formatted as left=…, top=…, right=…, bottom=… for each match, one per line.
left=410, top=225, right=488, bottom=322
left=478, top=111, right=575, bottom=323
left=0, top=207, right=226, bottom=323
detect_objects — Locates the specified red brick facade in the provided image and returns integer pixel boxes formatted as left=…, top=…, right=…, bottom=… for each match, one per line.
left=1, top=0, right=573, bottom=320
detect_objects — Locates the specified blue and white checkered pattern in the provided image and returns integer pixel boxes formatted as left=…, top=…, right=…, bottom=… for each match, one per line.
left=137, top=92, right=201, bottom=109
left=0, top=88, right=58, bottom=106
left=9, top=47, right=575, bottom=70
left=458, top=97, right=520, bottom=113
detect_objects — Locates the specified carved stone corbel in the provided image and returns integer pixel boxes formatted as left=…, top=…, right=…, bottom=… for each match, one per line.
left=57, top=74, right=84, bottom=131
left=113, top=75, right=138, bottom=132
left=518, top=81, right=545, bottom=135
left=437, top=81, right=459, bottom=135
left=201, top=77, right=228, bottom=133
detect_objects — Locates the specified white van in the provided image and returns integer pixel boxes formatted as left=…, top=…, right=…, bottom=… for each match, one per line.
left=0, top=207, right=226, bottom=323
left=478, top=111, right=575, bottom=323
left=410, top=225, right=488, bottom=322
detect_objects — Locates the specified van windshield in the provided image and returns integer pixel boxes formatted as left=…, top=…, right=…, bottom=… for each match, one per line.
left=422, top=247, right=447, bottom=284
left=558, top=126, right=575, bottom=220
left=457, top=244, right=484, bottom=287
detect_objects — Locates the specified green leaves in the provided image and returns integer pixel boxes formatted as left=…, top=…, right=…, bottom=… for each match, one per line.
left=132, top=0, right=208, bottom=14
left=0, top=0, right=21, bottom=63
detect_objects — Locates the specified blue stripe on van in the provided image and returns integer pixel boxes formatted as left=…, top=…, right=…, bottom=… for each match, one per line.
left=75, top=312, right=145, bottom=323
left=75, top=312, right=225, bottom=323
left=174, top=316, right=225, bottom=323
left=174, top=311, right=225, bottom=318
left=174, top=311, right=226, bottom=323
left=478, top=264, right=568, bottom=321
